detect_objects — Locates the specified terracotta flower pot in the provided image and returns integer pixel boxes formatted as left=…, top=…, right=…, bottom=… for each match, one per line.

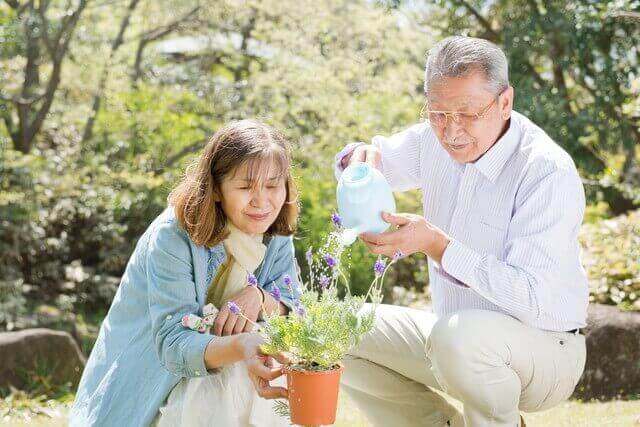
left=285, top=364, right=344, bottom=426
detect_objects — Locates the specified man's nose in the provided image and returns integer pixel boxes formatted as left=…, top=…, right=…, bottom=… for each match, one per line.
left=443, top=119, right=464, bottom=138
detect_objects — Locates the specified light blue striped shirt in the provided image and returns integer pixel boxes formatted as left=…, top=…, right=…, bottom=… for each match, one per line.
left=336, top=111, right=589, bottom=331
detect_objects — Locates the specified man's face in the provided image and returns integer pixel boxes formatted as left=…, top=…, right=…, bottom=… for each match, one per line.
left=426, top=72, right=513, bottom=163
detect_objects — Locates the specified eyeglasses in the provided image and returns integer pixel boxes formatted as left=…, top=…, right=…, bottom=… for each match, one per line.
left=420, top=97, right=498, bottom=128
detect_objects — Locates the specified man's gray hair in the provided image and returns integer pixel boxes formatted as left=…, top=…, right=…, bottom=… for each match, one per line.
left=424, top=36, right=509, bottom=96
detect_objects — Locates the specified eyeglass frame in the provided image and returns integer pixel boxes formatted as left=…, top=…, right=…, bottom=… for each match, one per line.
left=419, top=91, right=504, bottom=127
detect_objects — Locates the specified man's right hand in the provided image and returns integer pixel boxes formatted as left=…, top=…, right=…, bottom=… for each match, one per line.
left=342, top=144, right=382, bottom=170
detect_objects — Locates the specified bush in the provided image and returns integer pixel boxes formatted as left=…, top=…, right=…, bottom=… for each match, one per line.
left=580, top=209, right=640, bottom=311
left=0, top=146, right=170, bottom=330
left=295, top=168, right=429, bottom=299
left=2, top=137, right=638, bottom=338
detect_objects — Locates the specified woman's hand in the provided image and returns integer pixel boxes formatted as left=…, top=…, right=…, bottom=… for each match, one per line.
left=241, top=333, right=289, bottom=400
left=214, top=286, right=263, bottom=336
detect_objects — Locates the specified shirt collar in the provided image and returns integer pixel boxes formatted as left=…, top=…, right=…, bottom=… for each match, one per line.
left=472, top=114, right=520, bottom=183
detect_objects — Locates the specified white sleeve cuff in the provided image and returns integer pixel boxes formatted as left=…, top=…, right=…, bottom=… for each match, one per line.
left=334, top=142, right=365, bottom=181
left=441, top=239, right=483, bottom=288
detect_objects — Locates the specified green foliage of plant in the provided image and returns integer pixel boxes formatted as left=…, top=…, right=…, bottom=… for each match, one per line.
left=580, top=209, right=640, bottom=311
left=0, top=145, right=169, bottom=330
left=429, top=0, right=640, bottom=213
left=258, top=224, right=399, bottom=370
left=1, top=0, right=638, bottom=347
left=260, top=288, right=376, bottom=370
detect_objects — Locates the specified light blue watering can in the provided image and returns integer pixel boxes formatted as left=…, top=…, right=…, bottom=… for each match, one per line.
left=336, top=162, right=396, bottom=245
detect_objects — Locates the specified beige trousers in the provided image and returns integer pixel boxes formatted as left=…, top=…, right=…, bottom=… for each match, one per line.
left=341, top=304, right=586, bottom=427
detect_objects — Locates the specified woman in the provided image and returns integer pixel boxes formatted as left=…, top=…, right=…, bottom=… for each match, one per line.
left=71, top=120, right=300, bottom=426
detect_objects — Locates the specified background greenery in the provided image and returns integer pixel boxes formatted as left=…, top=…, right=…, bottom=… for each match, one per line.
left=1, top=0, right=639, bottom=406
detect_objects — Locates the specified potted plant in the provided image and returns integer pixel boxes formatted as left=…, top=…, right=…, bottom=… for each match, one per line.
left=229, top=213, right=401, bottom=426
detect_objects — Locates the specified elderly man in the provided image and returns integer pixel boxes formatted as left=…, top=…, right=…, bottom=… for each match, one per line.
left=335, top=36, right=588, bottom=427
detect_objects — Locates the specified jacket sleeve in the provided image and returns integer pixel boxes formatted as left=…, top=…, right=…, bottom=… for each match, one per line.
left=146, top=222, right=214, bottom=377
left=261, top=236, right=302, bottom=311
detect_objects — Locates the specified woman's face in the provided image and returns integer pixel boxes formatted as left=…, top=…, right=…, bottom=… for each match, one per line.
left=218, top=160, right=287, bottom=236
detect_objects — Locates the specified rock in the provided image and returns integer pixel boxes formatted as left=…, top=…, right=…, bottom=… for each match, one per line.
left=0, top=328, right=86, bottom=391
left=572, top=304, right=640, bottom=400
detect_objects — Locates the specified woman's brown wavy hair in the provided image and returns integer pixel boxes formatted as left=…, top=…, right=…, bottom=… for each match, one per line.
left=168, top=119, right=299, bottom=247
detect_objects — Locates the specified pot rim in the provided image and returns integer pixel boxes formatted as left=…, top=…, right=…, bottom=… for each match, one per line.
left=284, top=363, right=344, bottom=376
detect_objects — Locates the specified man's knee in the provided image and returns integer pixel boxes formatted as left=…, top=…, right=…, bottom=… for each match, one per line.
left=427, top=310, right=522, bottom=417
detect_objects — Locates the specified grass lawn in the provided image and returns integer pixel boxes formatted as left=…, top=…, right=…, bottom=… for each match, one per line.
left=2, top=394, right=638, bottom=426
left=334, top=394, right=640, bottom=426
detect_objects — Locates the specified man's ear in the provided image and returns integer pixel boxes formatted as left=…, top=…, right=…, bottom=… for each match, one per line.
left=500, top=86, right=514, bottom=121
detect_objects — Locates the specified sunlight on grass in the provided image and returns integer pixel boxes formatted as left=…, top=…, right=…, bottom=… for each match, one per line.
left=334, top=393, right=640, bottom=427
left=1, top=394, right=638, bottom=426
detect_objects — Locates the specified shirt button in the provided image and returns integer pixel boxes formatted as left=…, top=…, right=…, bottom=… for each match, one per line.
left=166, top=315, right=172, bottom=320
left=194, top=370, right=201, bottom=375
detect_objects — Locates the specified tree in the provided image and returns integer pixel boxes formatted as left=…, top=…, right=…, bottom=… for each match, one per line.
left=0, top=0, right=89, bottom=153
left=396, top=0, right=640, bottom=213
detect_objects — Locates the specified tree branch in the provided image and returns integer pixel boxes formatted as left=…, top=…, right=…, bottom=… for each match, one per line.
left=14, top=0, right=89, bottom=152
left=131, top=5, right=201, bottom=83
left=37, top=0, right=56, bottom=57
left=54, top=0, right=89, bottom=63
left=446, top=1, right=549, bottom=88
left=81, top=0, right=140, bottom=144
left=155, top=138, right=208, bottom=174
left=453, top=0, right=500, bottom=42
left=526, top=1, right=574, bottom=113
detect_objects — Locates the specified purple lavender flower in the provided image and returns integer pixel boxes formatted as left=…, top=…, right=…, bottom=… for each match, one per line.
left=227, top=301, right=241, bottom=315
left=331, top=212, right=342, bottom=228
left=319, top=274, right=330, bottom=288
left=305, top=248, right=313, bottom=265
left=246, top=274, right=258, bottom=287
left=283, top=274, right=292, bottom=287
left=323, top=253, right=337, bottom=269
left=269, top=286, right=282, bottom=301
left=294, top=303, right=306, bottom=317
left=374, top=259, right=386, bottom=276
left=393, top=250, right=404, bottom=261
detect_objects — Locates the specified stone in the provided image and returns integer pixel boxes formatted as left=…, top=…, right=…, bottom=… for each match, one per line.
left=0, top=328, right=86, bottom=391
left=572, top=304, right=640, bottom=400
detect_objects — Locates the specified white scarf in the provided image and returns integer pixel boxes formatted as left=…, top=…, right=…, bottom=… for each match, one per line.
left=207, top=222, right=266, bottom=309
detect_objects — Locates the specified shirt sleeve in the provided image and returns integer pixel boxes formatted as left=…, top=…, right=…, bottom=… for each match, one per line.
left=261, top=236, right=302, bottom=312
left=441, top=167, right=586, bottom=326
left=146, top=222, right=215, bottom=378
left=370, top=123, right=425, bottom=192
left=333, top=124, right=426, bottom=192
left=334, top=142, right=365, bottom=181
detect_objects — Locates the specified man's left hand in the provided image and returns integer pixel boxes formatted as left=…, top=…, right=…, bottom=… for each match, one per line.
left=359, top=212, right=451, bottom=264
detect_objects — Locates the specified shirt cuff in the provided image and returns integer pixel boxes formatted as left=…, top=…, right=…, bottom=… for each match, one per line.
left=334, top=142, right=365, bottom=181
left=185, top=332, right=216, bottom=377
left=440, top=239, right=483, bottom=289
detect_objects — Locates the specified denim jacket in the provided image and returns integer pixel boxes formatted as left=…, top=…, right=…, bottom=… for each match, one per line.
left=70, top=208, right=300, bottom=426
